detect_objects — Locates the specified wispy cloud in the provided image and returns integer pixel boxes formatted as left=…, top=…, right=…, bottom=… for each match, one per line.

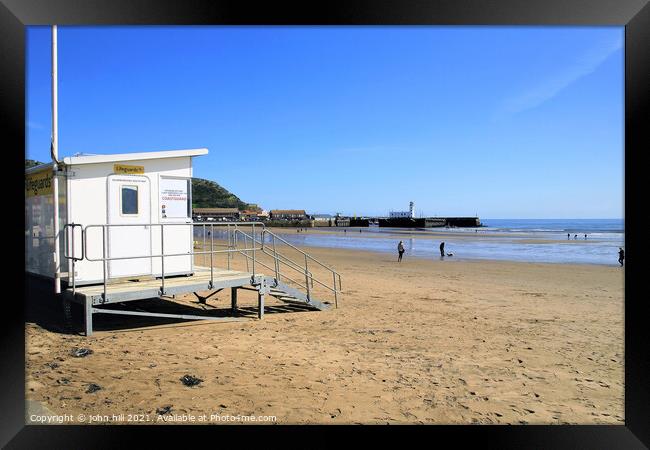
left=27, top=121, right=45, bottom=130
left=332, top=146, right=381, bottom=155
left=499, top=35, right=623, bottom=117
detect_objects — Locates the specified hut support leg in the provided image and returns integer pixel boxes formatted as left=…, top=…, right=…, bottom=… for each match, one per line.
left=84, top=297, right=93, bottom=337
left=258, top=281, right=265, bottom=320
left=231, top=287, right=238, bottom=313
left=63, top=295, right=73, bottom=331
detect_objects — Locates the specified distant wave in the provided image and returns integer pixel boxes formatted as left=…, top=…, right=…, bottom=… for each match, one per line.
left=480, top=219, right=624, bottom=234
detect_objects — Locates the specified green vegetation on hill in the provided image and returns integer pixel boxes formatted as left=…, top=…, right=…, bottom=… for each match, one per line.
left=25, top=159, right=44, bottom=169
left=191, top=178, right=259, bottom=211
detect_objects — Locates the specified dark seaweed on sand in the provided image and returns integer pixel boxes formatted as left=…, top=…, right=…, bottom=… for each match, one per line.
left=180, top=375, right=203, bottom=387
left=86, top=383, right=102, bottom=393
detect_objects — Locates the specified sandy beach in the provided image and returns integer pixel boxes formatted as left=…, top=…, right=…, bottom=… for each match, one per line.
left=25, top=243, right=624, bottom=425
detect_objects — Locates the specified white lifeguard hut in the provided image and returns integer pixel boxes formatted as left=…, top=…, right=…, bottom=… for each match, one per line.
left=25, top=148, right=340, bottom=336
left=24, top=26, right=341, bottom=336
left=26, top=148, right=207, bottom=285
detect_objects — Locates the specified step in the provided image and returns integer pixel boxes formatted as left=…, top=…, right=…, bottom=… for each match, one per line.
left=266, top=278, right=330, bottom=311
left=275, top=298, right=314, bottom=306
left=268, top=290, right=290, bottom=296
left=268, top=291, right=312, bottom=303
left=268, top=293, right=298, bottom=301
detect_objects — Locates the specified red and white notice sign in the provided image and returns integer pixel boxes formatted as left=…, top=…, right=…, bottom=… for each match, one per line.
left=160, top=177, right=189, bottom=219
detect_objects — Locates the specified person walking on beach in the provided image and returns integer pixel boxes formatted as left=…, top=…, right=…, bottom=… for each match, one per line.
left=440, top=242, right=445, bottom=258
left=567, top=233, right=570, bottom=240
left=584, top=234, right=587, bottom=240
left=618, top=247, right=625, bottom=267
left=397, top=241, right=405, bottom=262
left=574, top=234, right=578, bottom=240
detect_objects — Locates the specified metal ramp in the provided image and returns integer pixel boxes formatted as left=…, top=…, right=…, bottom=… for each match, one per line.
left=68, top=267, right=259, bottom=305
left=63, top=222, right=342, bottom=336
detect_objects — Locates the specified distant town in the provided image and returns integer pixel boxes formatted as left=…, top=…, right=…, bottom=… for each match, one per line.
left=192, top=202, right=481, bottom=229
left=192, top=207, right=373, bottom=227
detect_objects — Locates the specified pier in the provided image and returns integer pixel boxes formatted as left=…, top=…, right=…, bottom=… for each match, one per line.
left=377, top=216, right=481, bottom=228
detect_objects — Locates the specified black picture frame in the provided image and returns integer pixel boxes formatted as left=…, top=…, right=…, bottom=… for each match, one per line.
left=2, top=0, right=648, bottom=447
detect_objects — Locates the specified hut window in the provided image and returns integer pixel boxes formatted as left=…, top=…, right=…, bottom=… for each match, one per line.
left=121, top=185, right=139, bottom=215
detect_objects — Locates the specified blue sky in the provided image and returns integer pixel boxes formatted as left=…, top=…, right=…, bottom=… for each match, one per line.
left=26, top=26, right=624, bottom=218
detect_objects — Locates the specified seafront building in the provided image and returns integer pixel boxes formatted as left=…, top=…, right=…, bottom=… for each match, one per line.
left=389, top=201, right=416, bottom=219
left=312, top=214, right=336, bottom=226
left=269, top=209, right=308, bottom=220
left=193, top=207, right=240, bottom=221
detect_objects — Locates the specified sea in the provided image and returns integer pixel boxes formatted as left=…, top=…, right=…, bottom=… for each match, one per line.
left=263, top=219, right=625, bottom=266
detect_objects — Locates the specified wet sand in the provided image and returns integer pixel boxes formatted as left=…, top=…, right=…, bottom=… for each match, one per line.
left=269, top=227, right=528, bottom=241
left=25, top=245, right=624, bottom=424
left=268, top=227, right=607, bottom=242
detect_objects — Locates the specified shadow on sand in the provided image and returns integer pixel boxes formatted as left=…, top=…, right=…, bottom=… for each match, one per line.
left=26, top=275, right=316, bottom=336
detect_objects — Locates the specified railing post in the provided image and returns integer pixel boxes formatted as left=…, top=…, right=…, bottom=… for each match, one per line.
left=227, top=224, right=231, bottom=270
left=102, top=225, right=107, bottom=303
left=257, top=278, right=265, bottom=319
left=71, top=224, right=76, bottom=298
left=203, top=223, right=206, bottom=266
left=272, top=234, right=280, bottom=282
left=333, top=271, right=338, bottom=309
left=244, top=233, right=250, bottom=273
left=252, top=226, right=256, bottom=281
left=209, top=223, right=214, bottom=289
left=160, top=224, right=165, bottom=296
left=231, top=225, right=235, bottom=268
left=304, top=254, right=311, bottom=302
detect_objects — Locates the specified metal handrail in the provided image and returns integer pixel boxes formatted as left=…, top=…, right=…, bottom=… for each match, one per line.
left=263, top=229, right=342, bottom=291
left=63, top=223, right=85, bottom=301
left=235, top=229, right=311, bottom=277
left=262, top=229, right=340, bottom=275
left=239, top=228, right=341, bottom=307
left=77, top=222, right=265, bottom=299
left=63, top=221, right=340, bottom=307
left=233, top=242, right=308, bottom=291
left=235, top=229, right=310, bottom=278
left=63, top=223, right=84, bottom=261
left=233, top=229, right=313, bottom=292
left=262, top=229, right=342, bottom=291
left=82, top=222, right=264, bottom=261
left=196, top=226, right=340, bottom=306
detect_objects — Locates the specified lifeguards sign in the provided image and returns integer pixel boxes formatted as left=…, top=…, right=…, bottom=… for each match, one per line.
left=113, top=164, right=144, bottom=175
left=160, top=177, right=190, bottom=219
left=25, top=169, right=53, bottom=197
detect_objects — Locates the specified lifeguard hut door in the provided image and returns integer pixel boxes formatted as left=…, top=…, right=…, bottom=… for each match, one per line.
left=107, top=174, right=152, bottom=278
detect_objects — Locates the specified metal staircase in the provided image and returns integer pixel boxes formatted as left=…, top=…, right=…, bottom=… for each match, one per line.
left=231, top=226, right=341, bottom=310
left=267, top=280, right=331, bottom=311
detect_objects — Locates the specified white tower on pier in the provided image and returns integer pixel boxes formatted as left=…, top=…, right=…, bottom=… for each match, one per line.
left=409, top=201, right=415, bottom=218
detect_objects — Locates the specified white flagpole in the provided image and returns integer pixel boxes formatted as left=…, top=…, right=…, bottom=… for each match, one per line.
left=52, top=25, right=61, bottom=294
